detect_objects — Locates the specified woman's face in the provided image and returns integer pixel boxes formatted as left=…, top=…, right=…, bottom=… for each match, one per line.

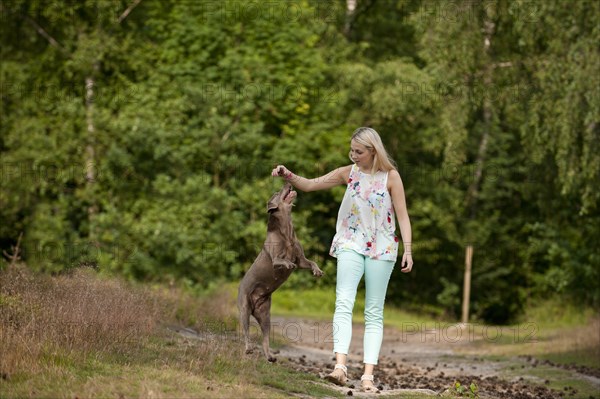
left=350, top=139, right=374, bottom=167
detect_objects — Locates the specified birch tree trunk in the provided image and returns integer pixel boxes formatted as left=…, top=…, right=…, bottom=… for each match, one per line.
left=85, top=62, right=100, bottom=244
left=461, top=4, right=496, bottom=322
left=343, top=0, right=357, bottom=37
left=466, top=6, right=495, bottom=220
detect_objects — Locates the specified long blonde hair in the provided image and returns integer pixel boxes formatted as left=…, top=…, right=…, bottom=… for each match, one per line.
left=348, top=127, right=397, bottom=174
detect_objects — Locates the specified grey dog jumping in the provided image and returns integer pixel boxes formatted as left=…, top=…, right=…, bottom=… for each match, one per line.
left=237, top=182, right=323, bottom=362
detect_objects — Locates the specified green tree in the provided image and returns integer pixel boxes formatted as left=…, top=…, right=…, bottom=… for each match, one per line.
left=1, top=0, right=597, bottom=322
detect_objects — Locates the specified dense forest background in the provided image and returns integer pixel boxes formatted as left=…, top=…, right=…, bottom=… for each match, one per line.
left=1, top=0, right=598, bottom=324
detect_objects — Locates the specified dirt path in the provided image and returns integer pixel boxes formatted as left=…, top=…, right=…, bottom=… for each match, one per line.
left=271, top=316, right=600, bottom=399
left=167, top=316, right=599, bottom=398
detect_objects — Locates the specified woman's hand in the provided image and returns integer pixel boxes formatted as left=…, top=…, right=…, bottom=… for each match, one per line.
left=271, top=165, right=293, bottom=179
left=400, top=251, right=413, bottom=273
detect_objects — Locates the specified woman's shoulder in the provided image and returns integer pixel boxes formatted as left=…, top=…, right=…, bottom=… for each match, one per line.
left=386, top=168, right=403, bottom=189
left=338, top=164, right=354, bottom=182
left=387, top=168, right=400, bottom=179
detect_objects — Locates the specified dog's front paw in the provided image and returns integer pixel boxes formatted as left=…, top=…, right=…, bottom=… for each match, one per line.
left=281, top=261, right=296, bottom=270
left=306, top=260, right=323, bottom=277
left=274, top=259, right=296, bottom=270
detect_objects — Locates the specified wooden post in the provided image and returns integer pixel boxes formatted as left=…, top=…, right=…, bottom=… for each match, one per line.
left=461, top=245, right=473, bottom=324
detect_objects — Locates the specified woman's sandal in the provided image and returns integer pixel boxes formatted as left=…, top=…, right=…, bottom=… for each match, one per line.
left=360, top=374, right=380, bottom=393
left=324, top=364, right=347, bottom=386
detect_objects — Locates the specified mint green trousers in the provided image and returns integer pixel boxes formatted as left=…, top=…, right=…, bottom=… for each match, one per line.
left=332, top=249, right=395, bottom=365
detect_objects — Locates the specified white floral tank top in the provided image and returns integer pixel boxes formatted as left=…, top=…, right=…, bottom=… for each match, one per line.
left=329, top=164, right=399, bottom=261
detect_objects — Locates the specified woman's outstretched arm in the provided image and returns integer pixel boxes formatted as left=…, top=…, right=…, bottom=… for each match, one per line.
left=271, top=164, right=351, bottom=192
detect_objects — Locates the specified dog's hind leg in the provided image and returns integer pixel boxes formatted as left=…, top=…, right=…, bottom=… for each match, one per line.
left=238, top=298, right=254, bottom=354
left=253, top=296, right=276, bottom=362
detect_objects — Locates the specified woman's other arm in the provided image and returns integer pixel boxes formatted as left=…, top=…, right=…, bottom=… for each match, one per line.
left=388, top=169, right=413, bottom=272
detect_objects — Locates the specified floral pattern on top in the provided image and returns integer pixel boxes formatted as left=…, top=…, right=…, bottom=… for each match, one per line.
left=330, top=164, right=399, bottom=261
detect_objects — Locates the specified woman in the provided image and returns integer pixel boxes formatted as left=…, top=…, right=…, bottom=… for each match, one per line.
left=271, top=127, right=413, bottom=393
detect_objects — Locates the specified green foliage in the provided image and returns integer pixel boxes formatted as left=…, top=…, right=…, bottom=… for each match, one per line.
left=451, top=381, right=479, bottom=398
left=1, top=0, right=598, bottom=323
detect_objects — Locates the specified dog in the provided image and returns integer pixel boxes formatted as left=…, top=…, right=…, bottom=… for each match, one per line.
left=237, top=181, right=323, bottom=362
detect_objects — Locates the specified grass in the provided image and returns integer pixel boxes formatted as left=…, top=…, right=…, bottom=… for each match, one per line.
left=458, top=300, right=600, bottom=370
left=1, top=266, right=597, bottom=398
left=272, top=284, right=599, bottom=353
left=0, top=264, right=343, bottom=399
left=272, top=285, right=600, bottom=397
left=501, top=359, right=600, bottom=399
left=511, top=298, right=600, bottom=370
left=518, top=297, right=598, bottom=331
left=271, top=286, right=439, bottom=326
left=536, top=348, right=600, bottom=369
left=271, top=286, right=337, bottom=319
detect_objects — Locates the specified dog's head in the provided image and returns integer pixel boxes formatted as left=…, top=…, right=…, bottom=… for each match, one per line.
left=267, top=181, right=296, bottom=214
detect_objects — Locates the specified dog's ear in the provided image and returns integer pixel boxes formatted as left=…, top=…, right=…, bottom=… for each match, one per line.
left=267, top=201, right=278, bottom=213
left=267, top=190, right=280, bottom=213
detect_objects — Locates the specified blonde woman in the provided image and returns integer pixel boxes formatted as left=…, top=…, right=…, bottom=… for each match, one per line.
left=271, top=127, right=413, bottom=393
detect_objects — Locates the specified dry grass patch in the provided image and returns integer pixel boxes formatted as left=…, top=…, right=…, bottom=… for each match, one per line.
left=0, top=266, right=340, bottom=398
left=154, top=280, right=238, bottom=331
left=0, top=264, right=161, bottom=378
